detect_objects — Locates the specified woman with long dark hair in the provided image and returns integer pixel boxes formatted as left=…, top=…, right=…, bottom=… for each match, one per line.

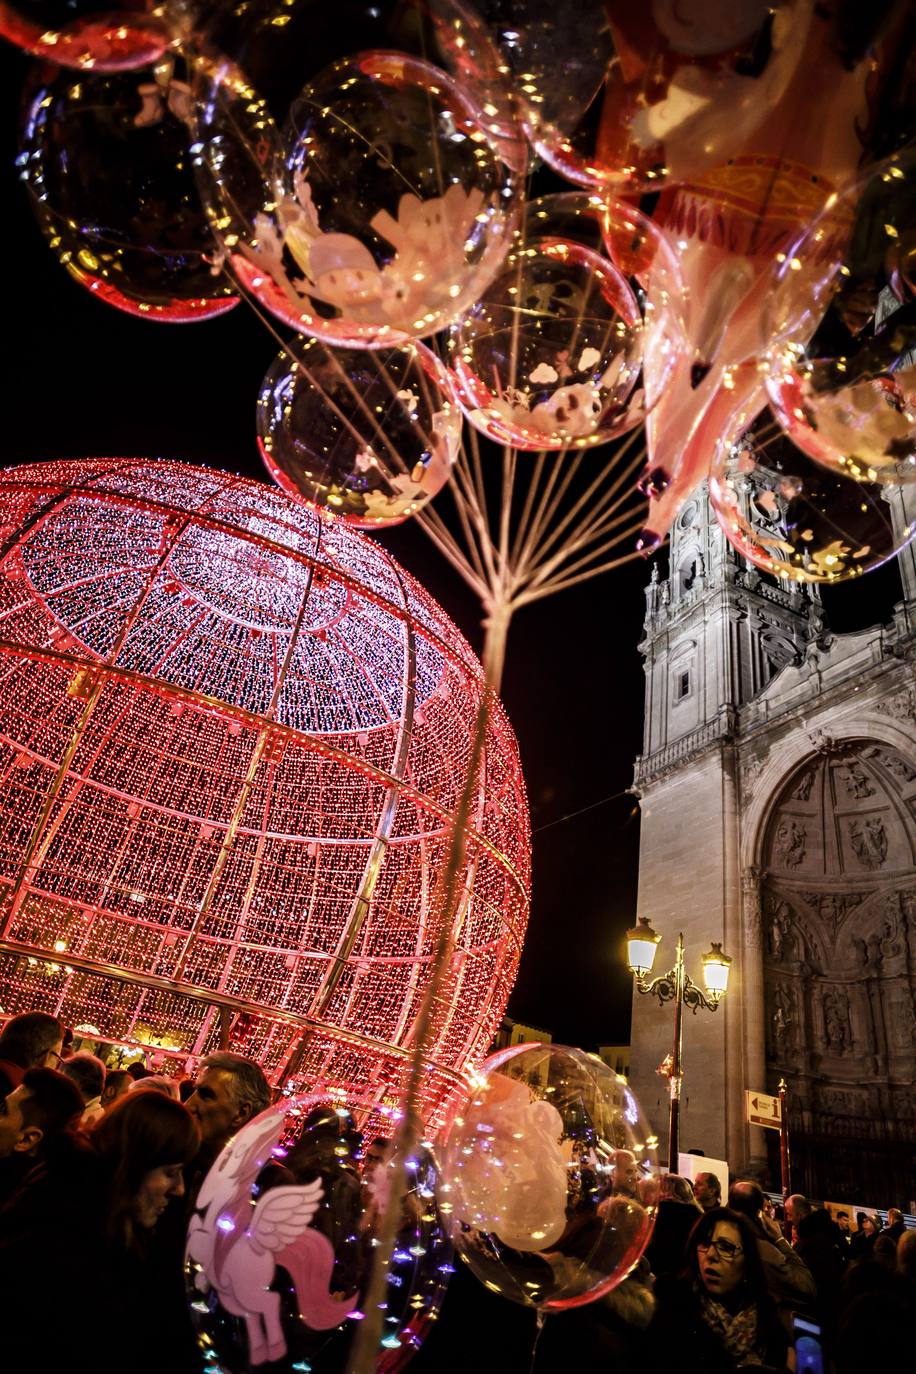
left=91, top=1091, right=200, bottom=1372
left=650, top=1206, right=789, bottom=1372
left=92, top=1088, right=199, bottom=1248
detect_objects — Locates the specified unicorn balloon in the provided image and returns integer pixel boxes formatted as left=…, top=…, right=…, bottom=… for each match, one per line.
left=186, top=1110, right=357, bottom=1366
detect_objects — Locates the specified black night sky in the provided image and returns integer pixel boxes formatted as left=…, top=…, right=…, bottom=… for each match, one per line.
left=0, top=40, right=649, bottom=1058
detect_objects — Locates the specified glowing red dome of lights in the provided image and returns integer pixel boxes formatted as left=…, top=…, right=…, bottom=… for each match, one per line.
left=0, top=459, right=530, bottom=1124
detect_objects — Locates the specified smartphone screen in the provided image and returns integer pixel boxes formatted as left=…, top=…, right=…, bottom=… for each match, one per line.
left=793, top=1315, right=824, bottom=1374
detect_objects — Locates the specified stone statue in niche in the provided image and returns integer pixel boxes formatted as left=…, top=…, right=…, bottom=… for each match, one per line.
left=849, top=817, right=888, bottom=870
left=840, top=762, right=875, bottom=799
left=774, top=819, right=807, bottom=869
left=770, top=905, right=788, bottom=960
left=823, top=989, right=852, bottom=1053
left=790, top=770, right=814, bottom=802
left=771, top=985, right=795, bottom=1053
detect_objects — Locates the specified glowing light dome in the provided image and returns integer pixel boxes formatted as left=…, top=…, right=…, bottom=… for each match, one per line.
left=0, top=459, right=530, bottom=1124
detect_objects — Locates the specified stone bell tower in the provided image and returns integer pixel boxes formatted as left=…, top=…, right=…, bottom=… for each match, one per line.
left=629, top=482, right=916, bottom=1200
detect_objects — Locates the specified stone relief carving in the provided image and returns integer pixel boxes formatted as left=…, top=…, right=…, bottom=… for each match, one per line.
left=798, top=890, right=868, bottom=936
left=741, top=757, right=765, bottom=801
left=838, top=762, right=875, bottom=798
left=761, top=736, right=914, bottom=1199
left=875, top=687, right=916, bottom=721
left=774, top=819, right=807, bottom=868
left=790, top=769, right=815, bottom=801
left=884, top=982, right=916, bottom=1050
left=816, top=1086, right=861, bottom=1116
left=848, top=817, right=888, bottom=869
left=876, top=748, right=916, bottom=784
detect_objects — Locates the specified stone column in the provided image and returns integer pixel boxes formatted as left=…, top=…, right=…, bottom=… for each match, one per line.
left=740, top=864, right=768, bottom=1173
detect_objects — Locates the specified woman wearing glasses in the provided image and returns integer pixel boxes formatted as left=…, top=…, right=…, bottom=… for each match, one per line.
left=650, top=1207, right=789, bottom=1372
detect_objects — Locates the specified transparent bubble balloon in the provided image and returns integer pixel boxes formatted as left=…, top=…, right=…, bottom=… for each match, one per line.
left=764, top=150, right=916, bottom=487
left=447, top=194, right=684, bottom=450
left=19, top=57, right=238, bottom=322
left=257, top=339, right=461, bottom=527
left=709, top=412, right=914, bottom=585
left=460, top=1, right=810, bottom=192
left=193, top=36, right=520, bottom=347
left=441, top=1044, right=659, bottom=1312
left=186, top=1095, right=452, bottom=1372
left=0, top=1, right=169, bottom=72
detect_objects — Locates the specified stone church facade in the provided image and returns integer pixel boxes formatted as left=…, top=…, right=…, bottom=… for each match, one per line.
left=630, top=484, right=916, bottom=1205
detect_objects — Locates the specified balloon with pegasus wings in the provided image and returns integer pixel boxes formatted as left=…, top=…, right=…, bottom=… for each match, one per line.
left=186, top=1109, right=358, bottom=1367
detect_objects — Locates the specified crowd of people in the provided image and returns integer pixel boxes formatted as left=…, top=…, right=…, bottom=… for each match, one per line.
left=0, top=1007, right=912, bottom=1373
left=540, top=1162, right=913, bottom=1371
left=0, top=1009, right=272, bottom=1373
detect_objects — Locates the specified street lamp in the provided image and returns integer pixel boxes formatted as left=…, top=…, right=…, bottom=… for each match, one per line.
left=626, top=920, right=732, bottom=1172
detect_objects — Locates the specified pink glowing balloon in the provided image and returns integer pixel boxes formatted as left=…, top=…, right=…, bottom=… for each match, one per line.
left=710, top=408, right=913, bottom=584
left=447, top=194, right=684, bottom=450
left=20, top=59, right=239, bottom=322
left=0, top=1, right=168, bottom=71
left=186, top=1096, right=452, bottom=1371
left=442, top=1043, right=659, bottom=1312
left=195, top=48, right=520, bottom=347
left=764, top=150, right=916, bottom=487
left=257, top=338, right=462, bottom=526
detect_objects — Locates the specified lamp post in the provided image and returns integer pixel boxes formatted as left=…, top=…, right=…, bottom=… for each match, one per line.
left=626, top=918, right=732, bottom=1172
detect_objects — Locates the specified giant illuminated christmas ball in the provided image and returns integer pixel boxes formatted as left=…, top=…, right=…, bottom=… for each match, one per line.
left=0, top=459, right=530, bottom=1125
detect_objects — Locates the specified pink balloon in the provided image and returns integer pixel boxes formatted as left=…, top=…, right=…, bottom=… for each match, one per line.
left=634, top=12, right=889, bottom=552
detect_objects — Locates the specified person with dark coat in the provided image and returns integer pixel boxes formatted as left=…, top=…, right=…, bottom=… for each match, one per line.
left=645, top=1173, right=703, bottom=1278
left=649, top=1206, right=789, bottom=1373
left=793, top=1205, right=847, bottom=1332
left=849, top=1213, right=879, bottom=1261
left=90, top=1091, right=201, bottom=1374
left=728, top=1179, right=816, bottom=1329
left=0, top=1068, right=100, bottom=1373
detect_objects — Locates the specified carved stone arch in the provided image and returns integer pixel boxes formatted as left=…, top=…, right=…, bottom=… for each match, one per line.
left=754, top=737, right=916, bottom=1203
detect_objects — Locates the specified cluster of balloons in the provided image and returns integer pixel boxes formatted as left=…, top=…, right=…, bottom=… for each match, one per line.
left=7, top=1, right=916, bottom=557
left=182, top=1047, right=658, bottom=1370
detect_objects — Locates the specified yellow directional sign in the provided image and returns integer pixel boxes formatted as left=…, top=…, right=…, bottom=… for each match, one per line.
left=746, top=1089, right=782, bottom=1130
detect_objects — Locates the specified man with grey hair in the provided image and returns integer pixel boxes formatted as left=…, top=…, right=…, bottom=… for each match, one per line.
left=0, top=1012, right=64, bottom=1100
left=60, top=1051, right=106, bottom=1124
left=185, top=1051, right=271, bottom=1160
left=785, top=1192, right=812, bottom=1244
